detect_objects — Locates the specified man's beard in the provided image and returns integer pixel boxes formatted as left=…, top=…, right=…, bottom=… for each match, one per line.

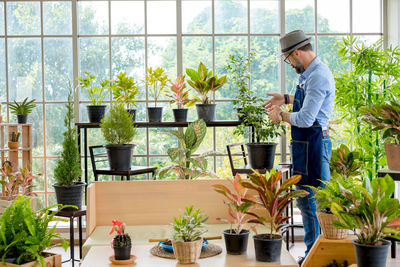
left=291, top=58, right=305, bottom=74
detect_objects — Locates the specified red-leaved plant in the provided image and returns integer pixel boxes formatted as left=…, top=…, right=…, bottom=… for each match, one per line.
left=0, top=162, right=38, bottom=200
left=166, top=75, right=197, bottom=109
left=240, top=169, right=309, bottom=239
left=213, top=174, right=258, bottom=234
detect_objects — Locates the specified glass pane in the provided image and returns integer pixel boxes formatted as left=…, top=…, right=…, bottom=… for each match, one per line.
left=356, top=35, right=382, bottom=46
left=317, top=36, right=350, bottom=73
left=79, top=37, right=110, bottom=100
left=215, top=0, right=247, bottom=34
left=182, top=0, right=211, bottom=34
left=149, top=128, right=178, bottom=155
left=33, top=194, right=45, bottom=211
left=317, top=0, right=349, bottom=33
left=44, top=38, right=73, bottom=101
left=0, top=3, right=4, bottom=35
left=46, top=159, right=58, bottom=192
left=7, top=2, right=40, bottom=35
left=31, top=158, right=45, bottom=192
left=250, top=0, right=279, bottom=34
left=147, top=1, right=176, bottom=34
left=78, top=1, right=108, bottom=35
left=285, top=0, right=315, bottom=33
left=251, top=36, right=280, bottom=97
left=132, top=128, right=147, bottom=154
left=0, top=39, right=5, bottom=102
left=182, top=37, right=212, bottom=71
left=197, top=127, right=213, bottom=154
left=215, top=127, right=246, bottom=154
left=8, top=38, right=42, bottom=101
left=111, top=1, right=144, bottom=34
left=215, top=36, right=247, bottom=99
left=353, top=0, right=381, bottom=33
left=111, top=37, right=145, bottom=80
left=216, top=102, right=236, bottom=121
left=47, top=193, right=57, bottom=206
left=46, top=104, right=68, bottom=156
left=43, top=1, right=72, bottom=35
left=216, top=156, right=234, bottom=178
left=148, top=37, right=177, bottom=78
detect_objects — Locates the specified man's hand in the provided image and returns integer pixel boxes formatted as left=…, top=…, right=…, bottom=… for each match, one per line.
left=267, top=105, right=282, bottom=124
left=264, top=93, right=284, bottom=109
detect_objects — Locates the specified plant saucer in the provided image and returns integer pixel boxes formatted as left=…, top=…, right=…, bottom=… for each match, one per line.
left=109, top=255, right=136, bottom=265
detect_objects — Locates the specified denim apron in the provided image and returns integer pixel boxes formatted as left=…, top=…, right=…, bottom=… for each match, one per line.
left=291, top=83, right=323, bottom=188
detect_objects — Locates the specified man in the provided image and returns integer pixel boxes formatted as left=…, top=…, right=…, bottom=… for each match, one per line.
left=266, top=30, right=335, bottom=264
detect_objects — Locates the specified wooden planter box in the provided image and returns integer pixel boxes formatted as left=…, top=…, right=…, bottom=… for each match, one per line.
left=0, top=253, right=61, bottom=267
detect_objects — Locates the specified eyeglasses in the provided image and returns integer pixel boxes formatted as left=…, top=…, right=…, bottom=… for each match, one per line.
left=283, top=51, right=293, bottom=64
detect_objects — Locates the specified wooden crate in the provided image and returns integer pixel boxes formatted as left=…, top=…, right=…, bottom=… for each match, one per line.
left=302, top=235, right=357, bottom=267
left=0, top=253, right=61, bottom=267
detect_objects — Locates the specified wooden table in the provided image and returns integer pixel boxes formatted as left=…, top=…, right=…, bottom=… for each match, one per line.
left=81, top=241, right=298, bottom=267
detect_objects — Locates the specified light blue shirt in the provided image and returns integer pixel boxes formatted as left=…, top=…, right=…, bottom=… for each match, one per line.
left=289, top=57, right=335, bottom=128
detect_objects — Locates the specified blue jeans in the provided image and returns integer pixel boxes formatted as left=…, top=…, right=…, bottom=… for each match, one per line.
left=295, top=136, right=332, bottom=255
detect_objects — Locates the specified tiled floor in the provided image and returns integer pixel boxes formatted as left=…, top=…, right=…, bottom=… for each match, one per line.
left=49, top=241, right=400, bottom=267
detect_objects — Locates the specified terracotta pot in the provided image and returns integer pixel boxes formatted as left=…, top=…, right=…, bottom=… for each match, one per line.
left=385, top=143, right=400, bottom=170
left=8, top=141, right=20, bottom=149
left=317, top=212, right=347, bottom=239
left=171, top=238, right=202, bottom=264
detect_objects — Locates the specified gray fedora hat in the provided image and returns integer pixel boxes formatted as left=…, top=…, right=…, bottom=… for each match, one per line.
left=280, top=30, right=311, bottom=55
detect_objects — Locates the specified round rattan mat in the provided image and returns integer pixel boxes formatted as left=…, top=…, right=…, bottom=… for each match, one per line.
left=150, top=244, right=222, bottom=259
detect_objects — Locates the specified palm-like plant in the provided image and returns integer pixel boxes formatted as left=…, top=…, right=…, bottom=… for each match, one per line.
left=240, top=169, right=309, bottom=239
left=9, top=97, right=36, bottom=115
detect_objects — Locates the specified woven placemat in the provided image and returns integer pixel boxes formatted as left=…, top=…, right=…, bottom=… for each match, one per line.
left=150, top=244, right=222, bottom=259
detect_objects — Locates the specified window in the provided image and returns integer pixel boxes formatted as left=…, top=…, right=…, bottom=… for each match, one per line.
left=0, top=0, right=383, bottom=208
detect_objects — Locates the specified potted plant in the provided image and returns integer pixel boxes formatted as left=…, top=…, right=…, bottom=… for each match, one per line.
left=8, top=131, right=20, bottom=149
left=331, top=175, right=400, bottom=267
left=100, top=103, right=137, bottom=170
left=109, top=220, right=132, bottom=261
left=225, top=52, right=255, bottom=121
left=186, top=62, right=227, bottom=121
left=111, top=72, right=140, bottom=121
left=240, top=169, right=308, bottom=262
left=362, top=100, right=400, bottom=170
left=212, top=174, right=257, bottom=255
left=158, top=119, right=217, bottom=179
left=234, top=98, right=284, bottom=169
left=77, top=72, right=110, bottom=123
left=8, top=97, right=36, bottom=124
left=171, top=205, right=208, bottom=264
left=53, top=88, right=85, bottom=210
left=144, top=67, right=168, bottom=122
left=165, top=75, right=197, bottom=122
left=0, top=195, right=68, bottom=267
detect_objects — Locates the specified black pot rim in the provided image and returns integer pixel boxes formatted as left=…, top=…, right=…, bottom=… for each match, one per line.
left=53, top=182, right=86, bottom=188
left=253, top=234, right=283, bottom=241
left=87, top=105, right=106, bottom=107
left=105, top=144, right=136, bottom=148
left=172, top=108, right=188, bottom=111
left=223, top=229, right=250, bottom=236
left=352, top=239, right=391, bottom=247
left=147, top=106, right=163, bottom=110
left=196, top=103, right=216, bottom=107
left=246, top=142, right=278, bottom=146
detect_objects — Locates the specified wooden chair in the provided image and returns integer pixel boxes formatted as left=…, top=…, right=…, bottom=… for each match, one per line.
left=89, top=145, right=157, bottom=181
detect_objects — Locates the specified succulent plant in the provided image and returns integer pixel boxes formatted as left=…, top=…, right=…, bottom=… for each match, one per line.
left=10, top=131, right=21, bottom=142
left=110, top=222, right=131, bottom=248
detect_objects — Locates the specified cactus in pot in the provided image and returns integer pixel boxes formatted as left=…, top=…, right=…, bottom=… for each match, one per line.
left=110, top=220, right=132, bottom=260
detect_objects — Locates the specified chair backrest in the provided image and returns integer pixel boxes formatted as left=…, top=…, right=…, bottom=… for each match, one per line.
left=89, top=145, right=109, bottom=179
left=226, top=143, right=247, bottom=176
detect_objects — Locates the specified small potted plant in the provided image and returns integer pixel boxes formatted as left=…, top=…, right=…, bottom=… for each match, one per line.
left=8, top=131, right=20, bottom=149
left=212, top=174, right=257, bottom=254
left=53, top=87, right=85, bottom=210
left=234, top=98, right=284, bottom=169
left=158, top=119, right=217, bottom=179
left=144, top=67, right=168, bottom=122
left=240, top=169, right=308, bottom=262
left=362, top=100, right=400, bottom=170
left=8, top=97, right=36, bottom=124
left=0, top=195, right=68, bottom=267
left=100, top=103, right=137, bottom=170
left=166, top=75, right=197, bottom=122
left=109, top=220, right=132, bottom=261
left=77, top=72, right=110, bottom=123
left=331, top=175, right=400, bottom=267
left=111, top=72, right=140, bottom=121
left=171, top=205, right=208, bottom=264
left=186, top=62, right=227, bottom=121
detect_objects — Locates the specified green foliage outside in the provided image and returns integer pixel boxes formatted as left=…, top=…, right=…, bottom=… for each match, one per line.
left=0, top=195, right=69, bottom=266
left=171, top=205, right=208, bottom=242
left=53, top=86, right=81, bottom=186
left=100, top=104, right=137, bottom=145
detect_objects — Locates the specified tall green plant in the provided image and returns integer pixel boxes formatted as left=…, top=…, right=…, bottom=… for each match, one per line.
left=53, top=85, right=81, bottom=186
left=334, top=36, right=400, bottom=179
left=144, top=67, right=169, bottom=107
left=77, top=72, right=110, bottom=105
left=111, top=72, right=140, bottom=110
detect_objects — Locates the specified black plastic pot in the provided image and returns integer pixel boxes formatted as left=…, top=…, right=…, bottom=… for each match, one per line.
left=105, top=144, right=135, bottom=170
left=147, top=107, right=163, bottom=122
left=113, top=245, right=131, bottom=260
left=53, top=182, right=86, bottom=210
left=127, top=109, right=136, bottom=122
left=352, top=239, right=391, bottom=267
left=17, top=114, right=28, bottom=124
left=87, top=105, right=106, bottom=123
left=253, top=234, right=282, bottom=262
left=223, top=229, right=249, bottom=255
left=173, top=108, right=188, bottom=122
left=246, top=143, right=277, bottom=170
left=196, top=104, right=216, bottom=122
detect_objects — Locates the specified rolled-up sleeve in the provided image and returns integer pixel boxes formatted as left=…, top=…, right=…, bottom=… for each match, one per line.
left=290, top=74, right=328, bottom=128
